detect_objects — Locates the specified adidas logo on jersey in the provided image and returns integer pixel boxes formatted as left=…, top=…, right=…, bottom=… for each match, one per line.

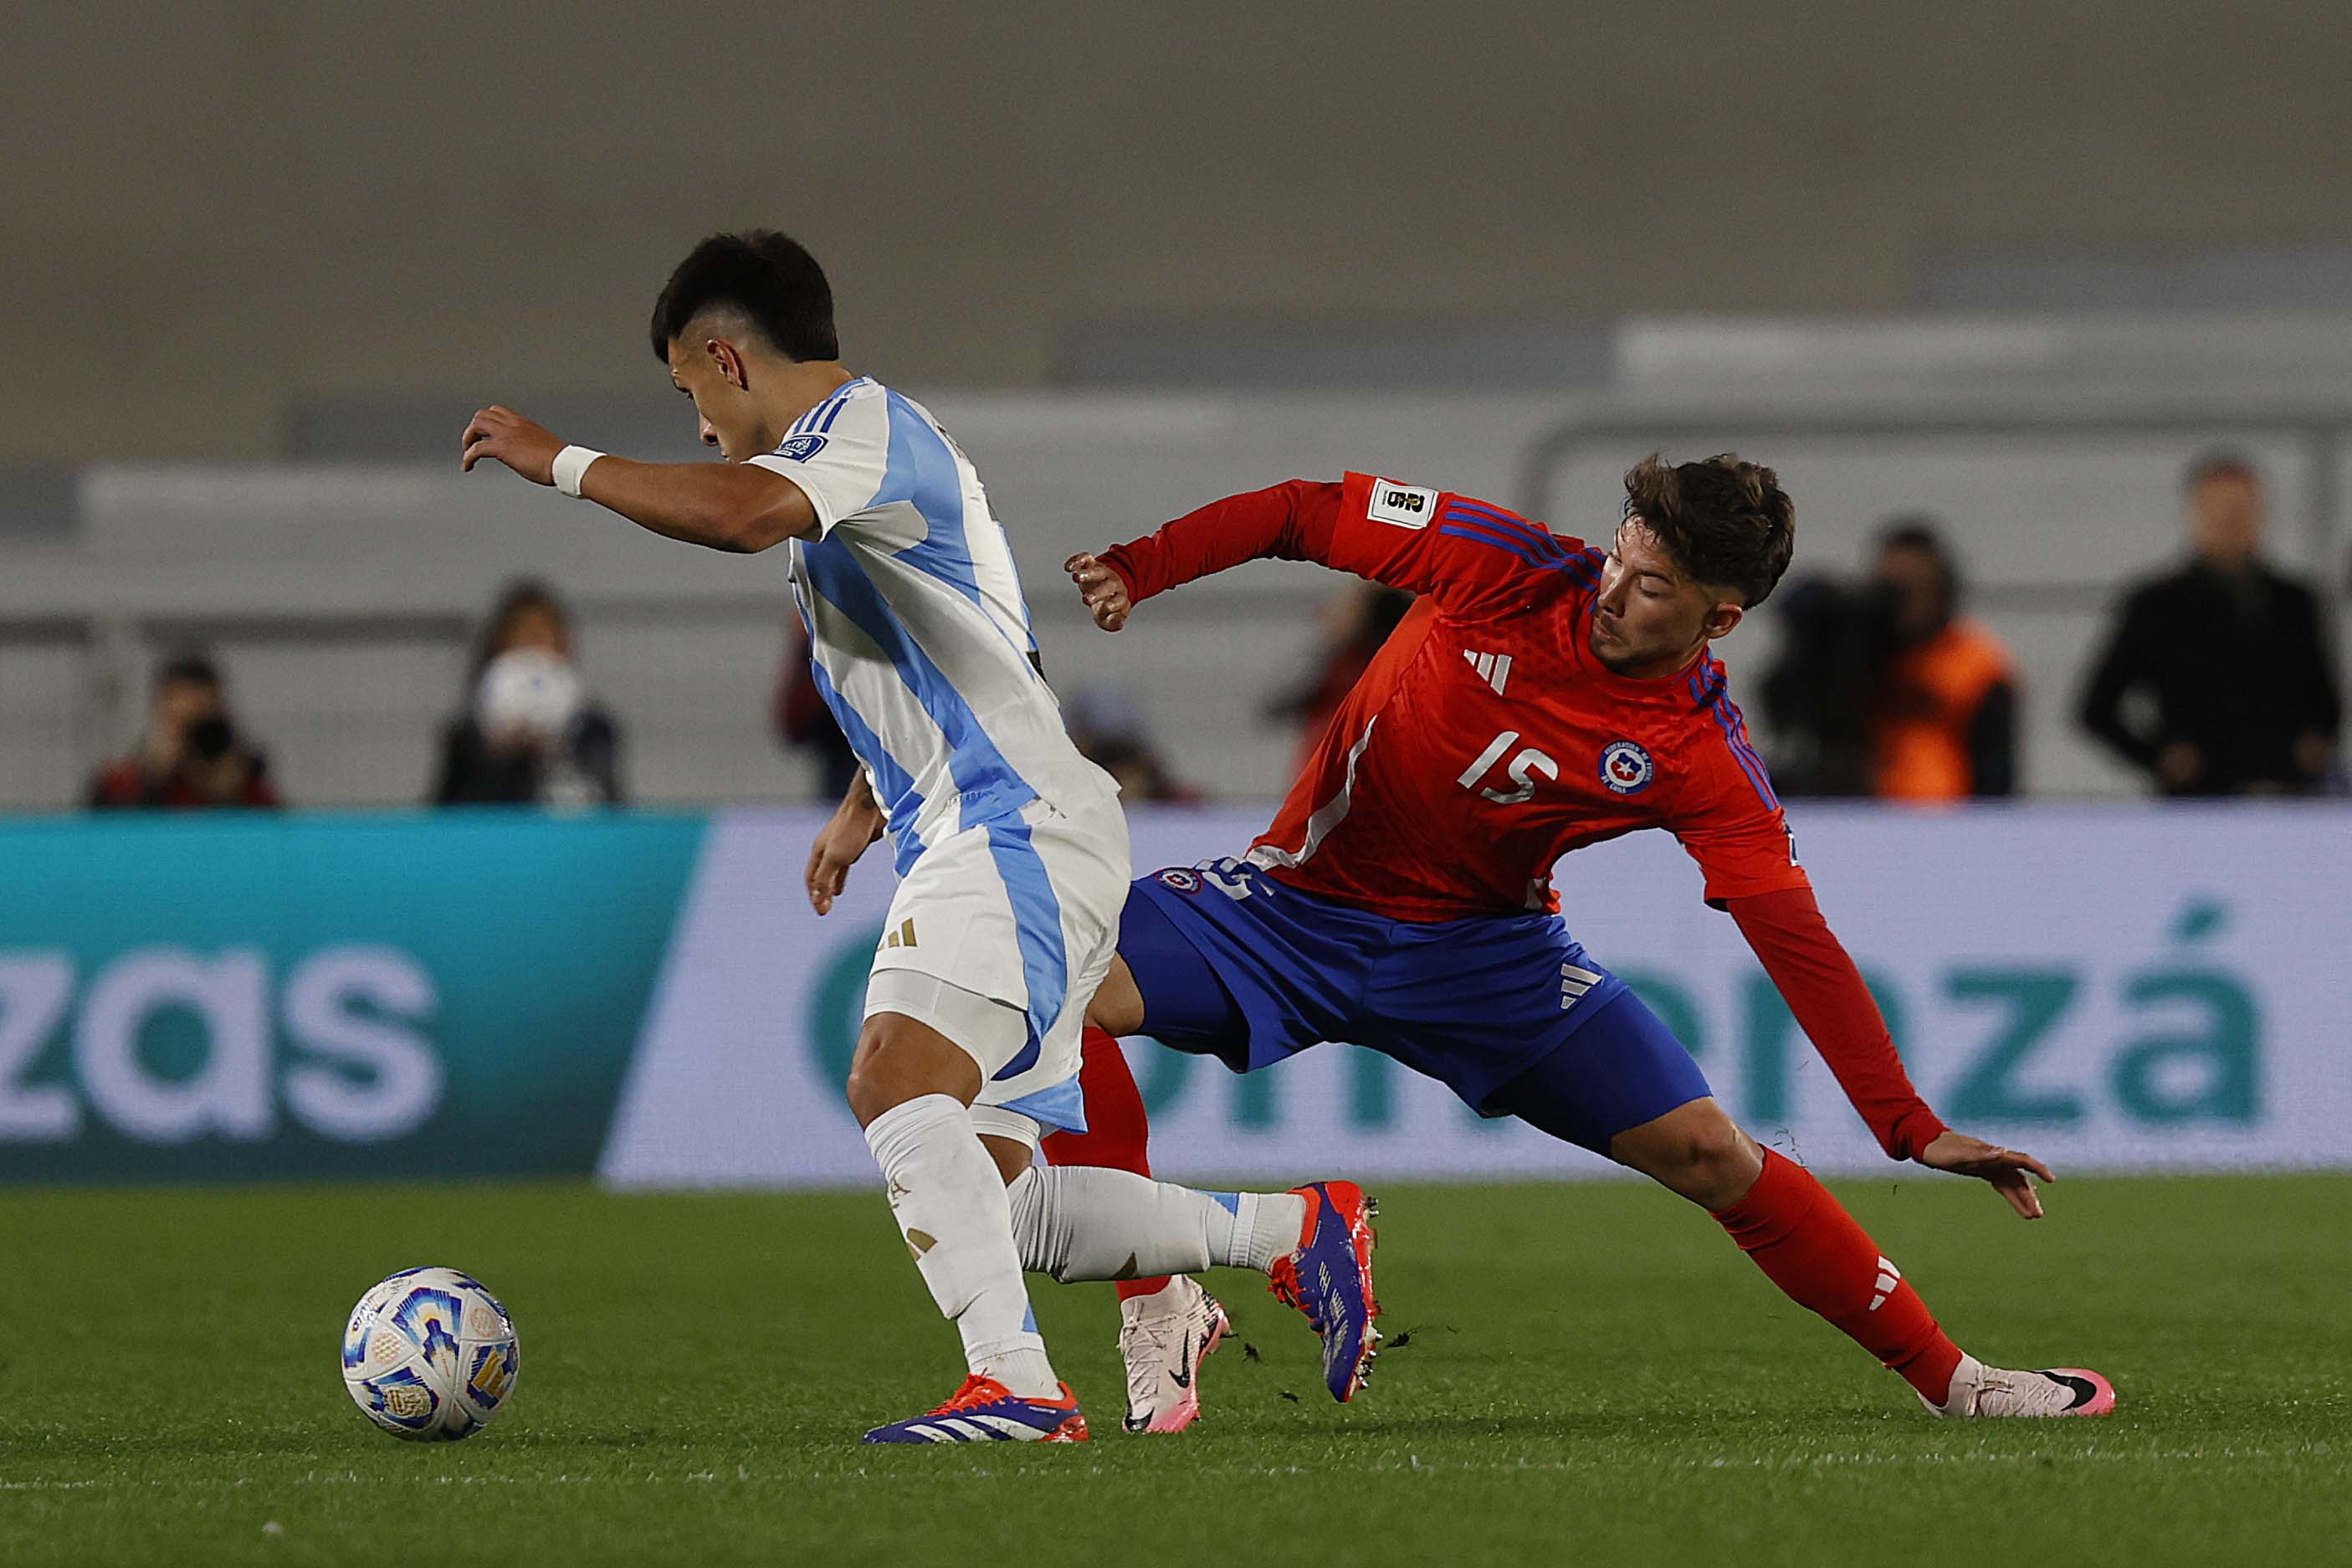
left=1462, top=648, right=1513, bottom=695
left=1559, top=961, right=1604, bottom=1009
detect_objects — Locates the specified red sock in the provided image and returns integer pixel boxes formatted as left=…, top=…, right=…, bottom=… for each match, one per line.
left=1042, top=1026, right=1170, bottom=1302
left=1710, top=1148, right=1965, bottom=1405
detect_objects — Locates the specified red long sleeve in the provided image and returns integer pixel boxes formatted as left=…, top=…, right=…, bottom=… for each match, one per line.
left=1097, top=474, right=1565, bottom=620
left=1725, top=886, right=1947, bottom=1161
left=1098, top=479, right=1341, bottom=602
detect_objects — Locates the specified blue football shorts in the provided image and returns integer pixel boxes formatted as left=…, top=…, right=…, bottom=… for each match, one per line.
left=1120, top=857, right=1713, bottom=1156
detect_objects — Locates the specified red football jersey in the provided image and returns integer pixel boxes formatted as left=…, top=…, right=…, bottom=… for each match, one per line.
left=1099, top=473, right=1945, bottom=1158
left=1114, top=471, right=1810, bottom=922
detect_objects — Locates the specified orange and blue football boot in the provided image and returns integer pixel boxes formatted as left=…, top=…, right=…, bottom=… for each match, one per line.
left=861, top=1375, right=1090, bottom=1443
left=1267, top=1181, right=1381, bottom=1401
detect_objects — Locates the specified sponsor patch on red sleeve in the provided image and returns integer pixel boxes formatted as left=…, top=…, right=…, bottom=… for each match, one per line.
left=1366, top=479, right=1438, bottom=530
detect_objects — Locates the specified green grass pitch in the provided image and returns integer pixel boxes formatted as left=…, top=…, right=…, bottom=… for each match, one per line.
left=3, top=1173, right=2346, bottom=1566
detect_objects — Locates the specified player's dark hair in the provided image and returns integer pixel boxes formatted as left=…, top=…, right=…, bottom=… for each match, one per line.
left=1621, top=453, right=1796, bottom=607
left=649, top=231, right=839, bottom=363
left=2183, top=450, right=2259, bottom=492
left=153, top=652, right=221, bottom=693
left=470, top=578, right=575, bottom=680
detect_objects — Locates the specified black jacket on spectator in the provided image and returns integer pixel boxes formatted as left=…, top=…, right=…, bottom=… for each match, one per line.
left=2078, top=561, right=2341, bottom=796
left=432, top=709, right=624, bottom=806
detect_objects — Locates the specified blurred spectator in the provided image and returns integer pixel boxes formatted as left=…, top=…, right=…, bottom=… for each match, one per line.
left=1264, top=583, right=1413, bottom=771
left=88, top=653, right=283, bottom=809
left=1866, top=521, right=2016, bottom=801
left=2078, top=453, right=2341, bottom=797
left=1067, top=687, right=1202, bottom=804
left=433, top=582, right=623, bottom=807
left=771, top=619, right=861, bottom=802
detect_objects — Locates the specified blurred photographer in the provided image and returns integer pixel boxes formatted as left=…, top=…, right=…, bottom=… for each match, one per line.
left=1760, top=520, right=2016, bottom=801
left=432, top=581, right=623, bottom=807
left=1866, top=522, right=2016, bottom=801
left=87, top=653, right=284, bottom=809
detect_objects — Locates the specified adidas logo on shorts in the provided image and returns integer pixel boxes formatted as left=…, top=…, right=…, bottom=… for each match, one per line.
left=1560, top=962, right=1604, bottom=1009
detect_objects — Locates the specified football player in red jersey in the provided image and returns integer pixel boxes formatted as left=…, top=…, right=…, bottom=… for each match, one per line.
left=1039, top=456, right=2114, bottom=1430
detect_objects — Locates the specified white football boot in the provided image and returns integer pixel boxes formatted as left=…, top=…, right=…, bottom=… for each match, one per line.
left=1117, top=1276, right=1232, bottom=1434
left=1925, top=1354, right=2118, bottom=1417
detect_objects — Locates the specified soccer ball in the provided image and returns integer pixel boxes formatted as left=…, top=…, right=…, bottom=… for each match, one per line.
left=341, top=1267, right=521, bottom=1441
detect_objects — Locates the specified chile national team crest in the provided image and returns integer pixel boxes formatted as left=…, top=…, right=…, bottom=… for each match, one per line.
left=1599, top=740, right=1656, bottom=795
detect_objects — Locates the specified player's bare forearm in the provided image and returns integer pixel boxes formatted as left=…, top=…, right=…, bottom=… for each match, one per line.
left=576, top=457, right=816, bottom=553
left=460, top=403, right=814, bottom=552
left=838, top=769, right=884, bottom=833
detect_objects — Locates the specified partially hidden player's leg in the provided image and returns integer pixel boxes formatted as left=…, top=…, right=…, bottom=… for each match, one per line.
left=1005, top=982, right=1342, bottom=1407
left=1041, top=1016, right=1171, bottom=1302
left=1037, top=1019, right=1232, bottom=1435
left=1011, top=1036, right=1307, bottom=1291
left=1485, top=986, right=2113, bottom=1417
left=848, top=975, right=1086, bottom=1444
left=1012, top=875, right=1383, bottom=1408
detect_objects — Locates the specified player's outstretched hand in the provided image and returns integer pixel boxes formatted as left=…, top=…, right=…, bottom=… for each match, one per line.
left=1918, top=1130, right=2055, bottom=1220
left=1064, top=553, right=1132, bottom=632
left=461, top=405, right=565, bottom=485
left=806, top=799, right=884, bottom=915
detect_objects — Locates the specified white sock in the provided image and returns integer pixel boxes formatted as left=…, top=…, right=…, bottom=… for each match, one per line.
left=1007, top=1167, right=1308, bottom=1280
left=1237, top=1189, right=1309, bottom=1272
left=863, top=1094, right=1058, bottom=1399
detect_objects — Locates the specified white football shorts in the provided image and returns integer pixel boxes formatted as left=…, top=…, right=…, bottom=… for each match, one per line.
left=862, top=792, right=1130, bottom=1138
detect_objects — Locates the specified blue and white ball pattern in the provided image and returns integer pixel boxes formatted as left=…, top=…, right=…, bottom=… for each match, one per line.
left=342, top=1267, right=520, bottom=1441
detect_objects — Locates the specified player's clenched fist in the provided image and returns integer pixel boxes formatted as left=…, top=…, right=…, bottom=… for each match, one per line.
left=1065, top=553, right=1133, bottom=632
left=461, top=405, right=566, bottom=485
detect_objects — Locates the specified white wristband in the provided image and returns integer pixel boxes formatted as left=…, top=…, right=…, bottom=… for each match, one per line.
left=551, top=445, right=605, bottom=498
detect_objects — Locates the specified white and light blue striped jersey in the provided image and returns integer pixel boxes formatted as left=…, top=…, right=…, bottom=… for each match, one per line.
left=749, top=377, right=1116, bottom=870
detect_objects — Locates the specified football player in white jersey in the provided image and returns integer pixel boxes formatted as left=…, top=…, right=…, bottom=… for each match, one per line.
left=463, top=232, right=1375, bottom=1442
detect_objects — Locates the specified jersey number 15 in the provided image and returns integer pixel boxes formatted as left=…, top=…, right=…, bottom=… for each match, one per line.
left=1457, top=730, right=1558, bottom=806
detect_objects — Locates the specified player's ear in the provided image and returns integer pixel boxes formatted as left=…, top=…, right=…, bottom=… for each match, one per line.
left=1703, top=599, right=1745, bottom=640
left=706, top=337, right=751, bottom=392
